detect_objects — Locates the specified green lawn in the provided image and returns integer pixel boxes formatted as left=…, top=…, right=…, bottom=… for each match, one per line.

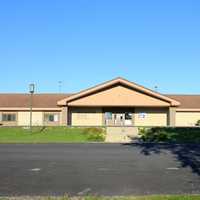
left=0, top=127, right=105, bottom=143
left=1, top=195, right=200, bottom=200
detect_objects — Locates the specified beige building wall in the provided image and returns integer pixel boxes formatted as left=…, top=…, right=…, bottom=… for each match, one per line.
left=18, top=111, right=43, bottom=126
left=68, top=85, right=170, bottom=107
left=71, top=107, right=103, bottom=126
left=176, top=111, right=200, bottom=126
left=61, top=107, right=68, bottom=125
left=134, top=108, right=168, bottom=126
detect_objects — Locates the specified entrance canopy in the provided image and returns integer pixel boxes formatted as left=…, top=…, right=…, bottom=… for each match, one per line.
left=58, top=77, right=180, bottom=107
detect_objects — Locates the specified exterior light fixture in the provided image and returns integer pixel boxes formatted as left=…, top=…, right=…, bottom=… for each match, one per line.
left=29, top=83, right=35, bottom=94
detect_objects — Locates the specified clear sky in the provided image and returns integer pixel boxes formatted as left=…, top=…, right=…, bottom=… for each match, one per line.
left=0, top=0, right=200, bottom=94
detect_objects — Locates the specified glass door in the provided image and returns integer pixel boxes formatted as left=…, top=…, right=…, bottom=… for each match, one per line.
left=124, top=112, right=132, bottom=126
left=114, top=113, right=124, bottom=126
left=105, top=112, right=113, bottom=126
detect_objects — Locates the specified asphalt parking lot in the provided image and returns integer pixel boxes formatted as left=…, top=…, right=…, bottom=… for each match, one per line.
left=0, top=143, right=200, bottom=196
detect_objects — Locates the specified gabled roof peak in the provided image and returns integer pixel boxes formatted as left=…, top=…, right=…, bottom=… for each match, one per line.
left=57, top=77, right=180, bottom=106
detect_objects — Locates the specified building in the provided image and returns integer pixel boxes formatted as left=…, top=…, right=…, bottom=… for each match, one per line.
left=0, top=77, right=200, bottom=127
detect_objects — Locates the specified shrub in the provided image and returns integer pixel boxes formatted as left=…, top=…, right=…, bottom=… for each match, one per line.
left=139, top=127, right=200, bottom=143
left=83, top=127, right=106, bottom=141
left=195, top=120, right=200, bottom=126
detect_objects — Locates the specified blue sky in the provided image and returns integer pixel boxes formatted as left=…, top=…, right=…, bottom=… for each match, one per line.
left=0, top=0, right=200, bottom=94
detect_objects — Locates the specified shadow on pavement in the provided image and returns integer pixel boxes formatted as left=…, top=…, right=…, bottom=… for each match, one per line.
left=123, top=143, right=200, bottom=176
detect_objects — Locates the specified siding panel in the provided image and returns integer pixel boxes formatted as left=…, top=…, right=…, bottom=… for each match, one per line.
left=71, top=107, right=102, bottom=126
left=176, top=112, right=200, bottom=126
left=134, top=108, right=167, bottom=126
left=18, top=112, right=43, bottom=126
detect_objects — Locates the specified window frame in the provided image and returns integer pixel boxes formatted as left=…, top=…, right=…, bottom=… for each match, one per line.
left=125, top=112, right=132, bottom=120
left=2, top=113, right=17, bottom=122
left=105, top=112, right=112, bottom=120
left=44, top=113, right=59, bottom=123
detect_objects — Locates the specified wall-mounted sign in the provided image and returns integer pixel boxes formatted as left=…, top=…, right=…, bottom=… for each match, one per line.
left=138, top=113, right=147, bottom=119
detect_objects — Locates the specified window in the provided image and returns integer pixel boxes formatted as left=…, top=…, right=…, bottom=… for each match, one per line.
left=2, top=114, right=16, bottom=121
left=44, top=114, right=59, bottom=122
left=138, top=113, right=147, bottom=119
left=125, top=112, right=132, bottom=120
left=105, top=112, right=112, bottom=120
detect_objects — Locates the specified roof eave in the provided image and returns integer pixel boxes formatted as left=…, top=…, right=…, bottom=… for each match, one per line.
left=57, top=77, right=181, bottom=107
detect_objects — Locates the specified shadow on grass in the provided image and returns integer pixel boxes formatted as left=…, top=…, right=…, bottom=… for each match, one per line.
left=123, top=143, right=200, bottom=176
left=139, top=127, right=200, bottom=143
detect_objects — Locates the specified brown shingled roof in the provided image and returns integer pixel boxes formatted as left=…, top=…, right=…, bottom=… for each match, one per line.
left=166, top=95, right=200, bottom=109
left=0, top=93, right=200, bottom=109
left=0, top=94, right=72, bottom=108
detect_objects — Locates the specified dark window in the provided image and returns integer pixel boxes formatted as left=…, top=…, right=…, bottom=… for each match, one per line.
left=2, top=114, right=16, bottom=121
left=125, top=112, right=132, bottom=120
left=44, top=114, right=59, bottom=122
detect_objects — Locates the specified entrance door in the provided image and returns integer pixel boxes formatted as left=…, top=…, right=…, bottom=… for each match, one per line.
left=114, top=113, right=124, bottom=126
left=104, top=111, right=133, bottom=126
left=124, top=112, right=132, bottom=126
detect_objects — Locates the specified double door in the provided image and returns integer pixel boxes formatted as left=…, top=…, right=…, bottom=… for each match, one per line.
left=105, top=111, right=133, bottom=126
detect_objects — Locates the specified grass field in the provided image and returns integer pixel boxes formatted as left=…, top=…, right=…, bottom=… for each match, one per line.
left=0, top=127, right=105, bottom=143
left=1, top=195, right=200, bottom=200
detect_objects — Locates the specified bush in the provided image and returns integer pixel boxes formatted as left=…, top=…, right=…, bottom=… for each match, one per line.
left=139, top=127, right=200, bottom=143
left=195, top=120, right=200, bottom=126
left=82, top=127, right=106, bottom=141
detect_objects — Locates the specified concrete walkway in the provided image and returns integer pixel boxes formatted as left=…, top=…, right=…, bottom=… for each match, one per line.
left=105, top=127, right=139, bottom=142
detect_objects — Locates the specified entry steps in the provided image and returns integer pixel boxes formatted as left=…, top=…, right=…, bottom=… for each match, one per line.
left=105, top=127, right=139, bottom=143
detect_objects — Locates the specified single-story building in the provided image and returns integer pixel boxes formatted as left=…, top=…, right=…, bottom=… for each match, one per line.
left=0, top=77, right=200, bottom=127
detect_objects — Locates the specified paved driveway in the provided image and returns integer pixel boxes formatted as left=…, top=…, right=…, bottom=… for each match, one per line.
left=0, top=143, right=200, bottom=196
